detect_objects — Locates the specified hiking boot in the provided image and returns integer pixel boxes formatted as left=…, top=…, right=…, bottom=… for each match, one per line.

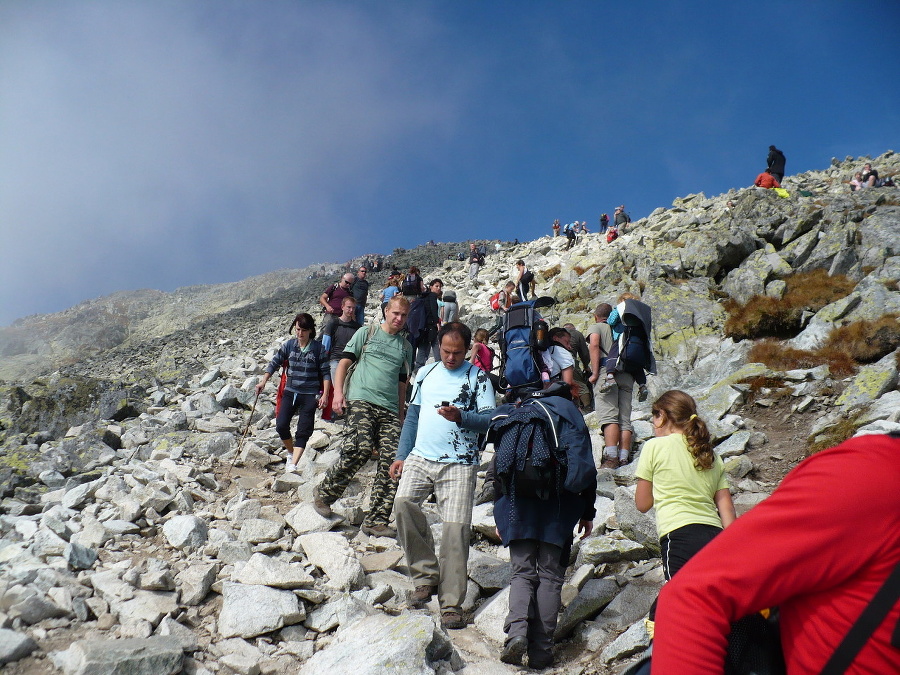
left=596, top=377, right=615, bottom=394
left=600, top=457, right=619, bottom=470
left=361, top=524, right=397, bottom=539
left=312, top=490, right=332, bottom=518
left=638, top=384, right=649, bottom=402
left=440, top=610, right=466, bottom=629
left=500, top=636, right=528, bottom=666
left=618, top=456, right=630, bottom=468
left=528, top=652, right=554, bottom=670
left=409, top=585, right=436, bottom=606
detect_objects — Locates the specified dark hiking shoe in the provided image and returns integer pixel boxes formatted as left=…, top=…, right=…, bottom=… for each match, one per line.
left=638, top=384, right=649, bottom=402
left=619, top=456, right=630, bottom=468
left=409, top=585, right=436, bottom=606
left=528, top=652, right=554, bottom=670
left=440, top=611, right=466, bottom=629
left=312, top=490, right=332, bottom=518
left=361, top=524, right=397, bottom=538
left=600, top=457, right=619, bottom=470
left=500, top=636, right=528, bottom=666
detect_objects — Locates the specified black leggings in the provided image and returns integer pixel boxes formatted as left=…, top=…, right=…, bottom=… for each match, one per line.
left=275, top=391, right=318, bottom=447
left=649, top=523, right=722, bottom=620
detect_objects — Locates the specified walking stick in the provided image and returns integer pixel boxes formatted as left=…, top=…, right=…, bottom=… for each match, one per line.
left=225, top=391, right=259, bottom=481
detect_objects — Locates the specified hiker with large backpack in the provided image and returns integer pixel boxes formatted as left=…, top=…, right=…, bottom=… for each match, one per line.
left=595, top=294, right=656, bottom=468
left=401, top=266, right=425, bottom=298
left=312, top=295, right=414, bottom=538
left=499, top=296, right=556, bottom=398
left=650, top=432, right=900, bottom=674
left=255, top=313, right=331, bottom=473
left=389, top=322, right=495, bottom=630
left=487, top=383, right=597, bottom=669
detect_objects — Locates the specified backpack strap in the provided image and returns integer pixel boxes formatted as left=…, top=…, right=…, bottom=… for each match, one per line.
left=820, top=559, right=900, bottom=674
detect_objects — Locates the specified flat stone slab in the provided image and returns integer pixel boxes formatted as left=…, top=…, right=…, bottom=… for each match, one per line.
left=231, top=552, right=316, bottom=588
left=0, top=628, right=38, bottom=666
left=52, top=636, right=183, bottom=675
left=299, top=612, right=458, bottom=675
left=298, top=532, right=364, bottom=590
left=218, top=582, right=305, bottom=638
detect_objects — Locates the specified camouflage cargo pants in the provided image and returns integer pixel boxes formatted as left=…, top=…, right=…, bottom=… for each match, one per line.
left=317, top=399, right=400, bottom=528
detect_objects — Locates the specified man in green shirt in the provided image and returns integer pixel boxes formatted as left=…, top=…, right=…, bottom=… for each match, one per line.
left=313, top=295, right=413, bottom=537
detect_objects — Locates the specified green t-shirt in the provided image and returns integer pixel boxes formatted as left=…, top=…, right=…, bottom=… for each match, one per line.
left=344, top=325, right=412, bottom=412
left=635, top=433, right=729, bottom=538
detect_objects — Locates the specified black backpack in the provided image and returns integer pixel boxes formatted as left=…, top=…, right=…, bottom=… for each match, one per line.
left=490, top=392, right=569, bottom=501
left=401, top=273, right=421, bottom=297
left=404, top=296, right=428, bottom=346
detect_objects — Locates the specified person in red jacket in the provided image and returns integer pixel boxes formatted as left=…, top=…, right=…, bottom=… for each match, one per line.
left=652, top=433, right=900, bottom=674
left=754, top=169, right=782, bottom=189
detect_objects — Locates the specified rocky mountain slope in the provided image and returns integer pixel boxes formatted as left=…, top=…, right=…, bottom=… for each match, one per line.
left=1, top=152, right=899, bottom=674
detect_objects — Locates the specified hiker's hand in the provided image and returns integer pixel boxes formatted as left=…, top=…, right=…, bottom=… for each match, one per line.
left=332, top=393, right=346, bottom=414
left=389, top=460, right=404, bottom=481
left=437, top=405, right=462, bottom=424
left=254, top=376, right=269, bottom=395
left=577, top=519, right=593, bottom=540
left=588, top=372, right=599, bottom=385
left=316, top=395, right=329, bottom=410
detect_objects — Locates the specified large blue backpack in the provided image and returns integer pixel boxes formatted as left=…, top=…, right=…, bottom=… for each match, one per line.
left=500, top=296, right=556, bottom=392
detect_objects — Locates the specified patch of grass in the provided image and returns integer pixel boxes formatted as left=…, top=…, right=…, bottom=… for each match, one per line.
left=822, top=314, right=900, bottom=363
left=747, top=340, right=857, bottom=377
left=541, top=264, right=561, bottom=281
left=724, top=270, right=856, bottom=340
left=573, top=263, right=598, bottom=275
left=806, top=413, right=864, bottom=455
left=746, top=314, right=900, bottom=378
left=738, top=375, right=789, bottom=404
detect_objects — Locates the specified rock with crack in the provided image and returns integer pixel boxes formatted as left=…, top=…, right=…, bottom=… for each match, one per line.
left=297, top=532, right=365, bottom=590
left=218, top=581, right=305, bottom=638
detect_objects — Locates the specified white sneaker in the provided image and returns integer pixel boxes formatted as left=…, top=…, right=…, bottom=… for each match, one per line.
left=285, top=460, right=297, bottom=473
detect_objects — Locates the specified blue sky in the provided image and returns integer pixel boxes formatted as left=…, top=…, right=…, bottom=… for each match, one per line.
left=1, top=1, right=898, bottom=326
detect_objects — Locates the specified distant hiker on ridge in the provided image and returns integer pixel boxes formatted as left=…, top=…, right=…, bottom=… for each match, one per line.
left=754, top=169, right=781, bottom=189
left=766, top=144, right=786, bottom=183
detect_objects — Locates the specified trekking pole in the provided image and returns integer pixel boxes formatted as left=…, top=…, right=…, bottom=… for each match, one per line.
left=225, top=391, right=259, bottom=481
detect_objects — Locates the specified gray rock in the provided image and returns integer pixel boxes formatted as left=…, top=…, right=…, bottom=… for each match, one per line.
left=64, top=541, right=98, bottom=570
left=714, top=430, right=752, bottom=458
left=298, top=532, right=365, bottom=590
left=304, top=592, right=373, bottom=633
left=175, top=563, right=218, bottom=606
left=52, top=636, right=183, bottom=675
left=284, top=502, right=342, bottom=535
left=0, top=628, right=38, bottom=666
left=114, top=590, right=179, bottom=627
left=154, top=616, right=198, bottom=652
left=217, top=540, right=254, bottom=564
left=555, top=578, right=620, bottom=639
left=466, top=549, right=511, bottom=593
left=218, top=582, right=305, bottom=639
left=162, top=515, right=208, bottom=549
left=299, top=612, right=458, bottom=675
left=472, top=586, right=510, bottom=645
left=836, top=351, right=899, bottom=409
left=599, top=619, right=651, bottom=664
left=575, top=536, right=649, bottom=567
left=613, top=486, right=659, bottom=554
left=232, top=552, right=316, bottom=588
left=4, top=586, right=69, bottom=624
left=238, top=518, right=284, bottom=543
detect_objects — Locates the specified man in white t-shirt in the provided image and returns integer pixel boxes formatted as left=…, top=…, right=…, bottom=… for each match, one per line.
left=542, top=327, right=578, bottom=400
left=389, top=322, right=495, bottom=630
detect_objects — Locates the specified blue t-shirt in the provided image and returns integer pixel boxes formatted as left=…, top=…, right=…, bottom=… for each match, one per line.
left=408, top=362, right=494, bottom=464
